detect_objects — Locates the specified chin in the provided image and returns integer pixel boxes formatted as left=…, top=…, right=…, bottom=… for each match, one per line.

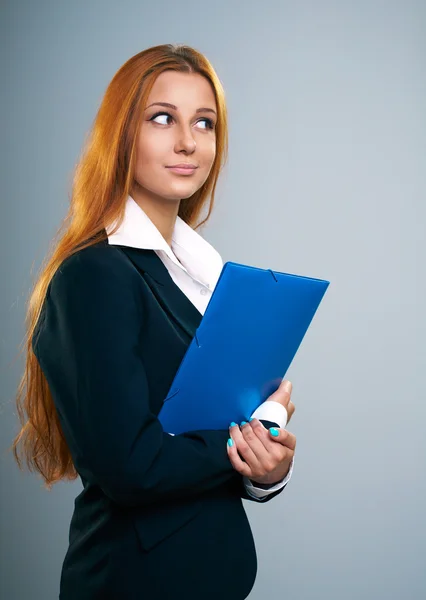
left=165, top=185, right=199, bottom=201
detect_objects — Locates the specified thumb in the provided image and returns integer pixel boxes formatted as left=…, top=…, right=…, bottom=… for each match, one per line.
left=267, top=379, right=292, bottom=409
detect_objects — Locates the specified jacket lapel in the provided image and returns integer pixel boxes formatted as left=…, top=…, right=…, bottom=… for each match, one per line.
left=115, top=244, right=203, bottom=339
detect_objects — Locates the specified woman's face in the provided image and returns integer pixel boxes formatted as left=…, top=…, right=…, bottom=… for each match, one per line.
left=132, top=70, right=218, bottom=204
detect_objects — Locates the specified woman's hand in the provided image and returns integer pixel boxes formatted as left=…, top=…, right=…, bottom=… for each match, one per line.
left=226, top=418, right=296, bottom=486
left=267, top=378, right=295, bottom=426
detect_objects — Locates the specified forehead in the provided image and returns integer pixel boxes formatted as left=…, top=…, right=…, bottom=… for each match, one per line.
left=146, top=71, right=216, bottom=109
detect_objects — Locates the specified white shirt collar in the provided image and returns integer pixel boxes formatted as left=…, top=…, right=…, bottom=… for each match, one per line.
left=105, top=195, right=223, bottom=289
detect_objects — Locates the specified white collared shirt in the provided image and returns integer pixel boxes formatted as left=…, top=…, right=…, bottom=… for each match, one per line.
left=106, top=194, right=294, bottom=500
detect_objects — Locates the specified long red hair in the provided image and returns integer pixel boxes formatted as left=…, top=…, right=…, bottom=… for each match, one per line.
left=11, top=43, right=229, bottom=488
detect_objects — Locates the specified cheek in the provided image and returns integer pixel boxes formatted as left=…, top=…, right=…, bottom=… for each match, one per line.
left=133, top=138, right=166, bottom=184
left=136, top=133, right=165, bottom=167
left=205, top=137, right=216, bottom=161
left=199, top=140, right=216, bottom=171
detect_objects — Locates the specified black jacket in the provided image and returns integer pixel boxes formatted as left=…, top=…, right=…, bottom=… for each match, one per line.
left=32, top=238, right=286, bottom=600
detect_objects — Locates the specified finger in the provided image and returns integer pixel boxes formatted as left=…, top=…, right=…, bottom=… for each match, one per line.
left=239, top=421, right=271, bottom=464
left=252, top=418, right=296, bottom=452
left=229, top=423, right=261, bottom=470
left=267, top=426, right=297, bottom=451
left=248, top=419, right=286, bottom=462
left=286, top=401, right=296, bottom=424
left=226, top=435, right=252, bottom=478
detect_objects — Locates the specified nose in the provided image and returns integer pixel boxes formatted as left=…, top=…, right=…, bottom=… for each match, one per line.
left=174, top=124, right=197, bottom=153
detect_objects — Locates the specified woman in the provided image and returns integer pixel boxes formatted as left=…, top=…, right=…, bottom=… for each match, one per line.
left=12, top=44, right=296, bottom=599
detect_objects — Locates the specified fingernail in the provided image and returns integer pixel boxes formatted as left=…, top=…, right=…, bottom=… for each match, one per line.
left=227, top=438, right=234, bottom=447
left=230, top=422, right=237, bottom=427
left=269, top=427, right=279, bottom=437
left=240, top=421, right=247, bottom=426
left=249, top=417, right=254, bottom=422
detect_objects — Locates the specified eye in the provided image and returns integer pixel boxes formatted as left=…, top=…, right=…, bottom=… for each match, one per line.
left=197, top=118, right=215, bottom=130
left=149, top=111, right=215, bottom=130
left=150, top=112, right=173, bottom=125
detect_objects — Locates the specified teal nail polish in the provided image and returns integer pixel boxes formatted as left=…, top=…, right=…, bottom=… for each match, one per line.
left=269, top=427, right=279, bottom=436
left=240, top=421, right=247, bottom=426
left=227, top=438, right=234, bottom=447
left=230, top=422, right=237, bottom=427
left=249, top=417, right=254, bottom=422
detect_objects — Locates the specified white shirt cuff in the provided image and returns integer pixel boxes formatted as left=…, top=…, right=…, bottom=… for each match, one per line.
left=242, top=455, right=295, bottom=499
left=250, top=400, right=288, bottom=429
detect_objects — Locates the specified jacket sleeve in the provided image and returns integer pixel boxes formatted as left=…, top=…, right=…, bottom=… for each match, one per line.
left=33, top=249, right=250, bottom=508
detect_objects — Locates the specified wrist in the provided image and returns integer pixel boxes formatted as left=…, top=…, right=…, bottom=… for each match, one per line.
left=249, top=461, right=292, bottom=487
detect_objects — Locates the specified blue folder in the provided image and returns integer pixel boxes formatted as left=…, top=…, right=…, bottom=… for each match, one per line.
left=158, top=261, right=330, bottom=435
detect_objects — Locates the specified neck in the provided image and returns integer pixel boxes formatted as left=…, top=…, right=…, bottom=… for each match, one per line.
left=130, top=187, right=180, bottom=247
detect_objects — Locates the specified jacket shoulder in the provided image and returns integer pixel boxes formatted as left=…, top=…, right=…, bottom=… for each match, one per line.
left=49, top=240, right=138, bottom=296
left=59, top=240, right=134, bottom=275
left=60, top=239, right=129, bottom=270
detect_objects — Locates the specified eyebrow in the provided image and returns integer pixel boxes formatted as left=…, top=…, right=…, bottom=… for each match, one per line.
left=145, top=101, right=217, bottom=116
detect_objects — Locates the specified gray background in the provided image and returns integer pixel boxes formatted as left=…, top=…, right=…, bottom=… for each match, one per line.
left=1, top=1, right=425, bottom=598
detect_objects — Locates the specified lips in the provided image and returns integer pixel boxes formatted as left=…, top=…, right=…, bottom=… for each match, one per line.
left=166, top=165, right=198, bottom=175
left=166, top=164, right=198, bottom=169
